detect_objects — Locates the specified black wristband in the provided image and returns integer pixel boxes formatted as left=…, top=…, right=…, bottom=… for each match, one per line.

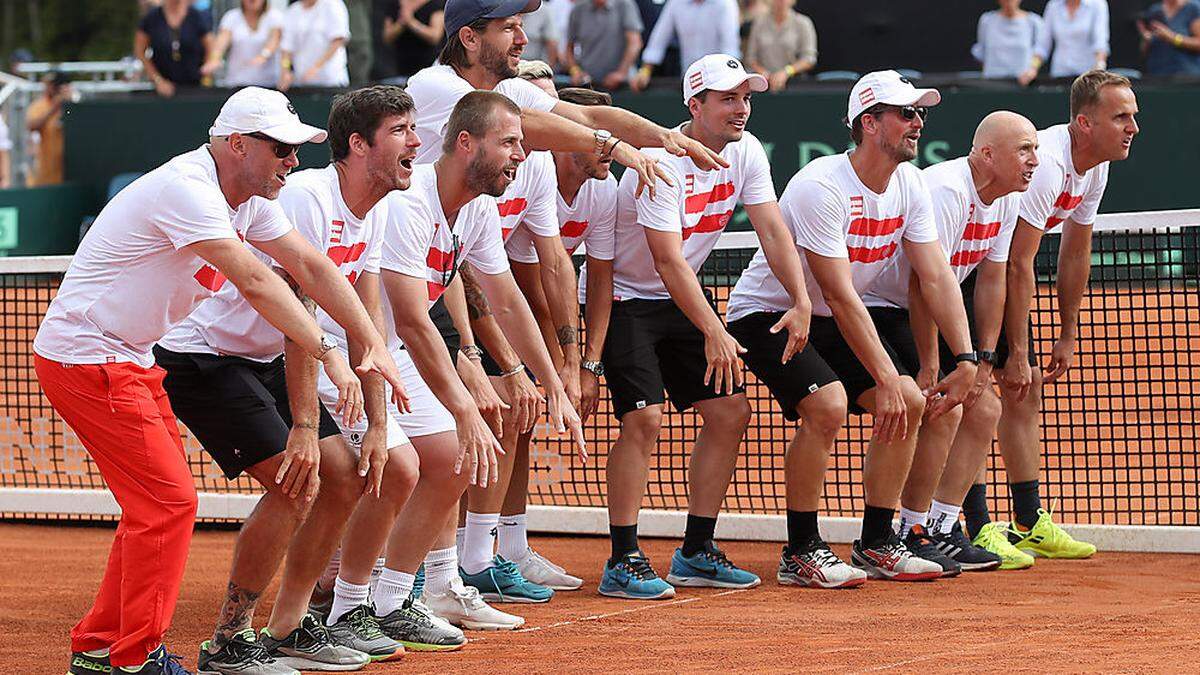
left=954, top=351, right=980, bottom=365
left=977, top=350, right=997, bottom=365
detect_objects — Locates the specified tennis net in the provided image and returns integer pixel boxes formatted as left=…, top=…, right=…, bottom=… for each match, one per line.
left=1, top=209, right=1197, bottom=550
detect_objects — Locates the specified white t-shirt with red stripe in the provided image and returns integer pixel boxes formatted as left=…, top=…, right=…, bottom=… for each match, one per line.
left=158, top=165, right=385, bottom=361
left=609, top=128, right=775, bottom=301
left=506, top=172, right=619, bottom=264
left=34, top=147, right=293, bottom=367
left=862, top=157, right=1020, bottom=309
left=1018, top=124, right=1108, bottom=231
left=496, top=150, right=559, bottom=245
left=727, top=152, right=938, bottom=321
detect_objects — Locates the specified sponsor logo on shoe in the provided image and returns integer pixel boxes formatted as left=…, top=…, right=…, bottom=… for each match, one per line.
left=71, top=657, right=111, bottom=673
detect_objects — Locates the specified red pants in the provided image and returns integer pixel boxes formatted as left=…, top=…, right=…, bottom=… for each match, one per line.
left=35, top=355, right=198, bottom=667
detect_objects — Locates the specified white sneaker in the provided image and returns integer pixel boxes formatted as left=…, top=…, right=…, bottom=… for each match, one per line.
left=422, top=577, right=526, bottom=631
left=514, top=547, right=584, bottom=591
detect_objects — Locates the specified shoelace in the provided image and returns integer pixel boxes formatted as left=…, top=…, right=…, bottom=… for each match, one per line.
left=698, top=545, right=736, bottom=570
left=299, top=616, right=335, bottom=647
left=346, top=607, right=387, bottom=640
left=807, top=545, right=842, bottom=568
left=149, top=648, right=189, bottom=675
left=450, top=582, right=488, bottom=609
left=620, top=555, right=659, bottom=581
left=529, top=549, right=567, bottom=574
left=228, top=630, right=273, bottom=662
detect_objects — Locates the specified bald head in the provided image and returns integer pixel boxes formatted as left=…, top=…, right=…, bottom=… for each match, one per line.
left=969, top=110, right=1040, bottom=197
left=972, top=110, right=1037, bottom=151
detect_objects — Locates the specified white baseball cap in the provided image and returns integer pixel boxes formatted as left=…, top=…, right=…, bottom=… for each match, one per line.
left=683, top=54, right=768, bottom=104
left=845, top=70, right=941, bottom=129
left=209, top=87, right=327, bottom=145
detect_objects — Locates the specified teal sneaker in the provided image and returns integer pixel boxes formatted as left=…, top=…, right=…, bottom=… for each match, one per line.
left=410, top=564, right=425, bottom=602
left=460, top=556, right=554, bottom=604
left=666, top=542, right=761, bottom=589
left=598, top=551, right=676, bottom=600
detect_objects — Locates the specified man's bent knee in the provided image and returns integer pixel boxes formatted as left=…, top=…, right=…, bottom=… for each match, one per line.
left=900, top=377, right=927, bottom=420
left=799, top=384, right=848, bottom=439
left=618, top=406, right=664, bottom=446
left=966, top=388, right=1002, bottom=432
left=700, top=394, right=752, bottom=431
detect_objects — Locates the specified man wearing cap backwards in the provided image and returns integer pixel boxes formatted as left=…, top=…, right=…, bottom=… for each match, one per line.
left=154, top=86, right=429, bottom=673
left=590, top=54, right=809, bottom=600
left=727, top=70, right=978, bottom=584
left=40, top=87, right=406, bottom=675
left=962, top=70, right=1138, bottom=562
left=858, top=110, right=1040, bottom=575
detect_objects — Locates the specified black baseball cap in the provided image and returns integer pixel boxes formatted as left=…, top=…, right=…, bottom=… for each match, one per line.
left=443, top=0, right=542, bottom=41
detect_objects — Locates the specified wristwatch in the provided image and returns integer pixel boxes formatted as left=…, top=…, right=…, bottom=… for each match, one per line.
left=954, top=351, right=980, bottom=365
left=315, top=333, right=336, bottom=359
left=977, top=349, right=997, bottom=365
left=593, top=129, right=613, bottom=157
left=581, top=360, right=605, bottom=377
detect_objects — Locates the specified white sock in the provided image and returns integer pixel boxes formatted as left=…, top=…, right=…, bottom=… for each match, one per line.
left=327, top=576, right=370, bottom=626
left=424, top=546, right=458, bottom=597
left=461, top=512, right=499, bottom=575
left=455, top=526, right=466, bottom=559
left=927, top=500, right=962, bottom=535
left=898, top=507, right=929, bottom=538
left=318, top=548, right=341, bottom=591
left=497, top=513, right=529, bottom=562
left=367, top=556, right=386, bottom=595
left=374, top=568, right=415, bottom=616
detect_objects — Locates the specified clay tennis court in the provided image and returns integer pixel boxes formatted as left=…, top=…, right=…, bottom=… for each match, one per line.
left=3, top=524, right=1198, bottom=672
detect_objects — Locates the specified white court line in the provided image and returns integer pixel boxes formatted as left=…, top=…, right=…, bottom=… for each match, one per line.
left=513, top=588, right=750, bottom=635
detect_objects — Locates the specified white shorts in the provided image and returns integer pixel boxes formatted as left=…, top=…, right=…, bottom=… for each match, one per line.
left=318, top=347, right=457, bottom=454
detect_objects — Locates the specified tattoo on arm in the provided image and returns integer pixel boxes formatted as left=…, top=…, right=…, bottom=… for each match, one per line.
left=461, top=267, right=493, bottom=321
left=212, top=582, right=261, bottom=647
left=274, top=267, right=318, bottom=335
left=556, top=325, right=578, bottom=347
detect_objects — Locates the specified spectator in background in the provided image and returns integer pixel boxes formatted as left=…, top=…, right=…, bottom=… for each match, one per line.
left=135, top=0, right=213, bottom=97
left=973, top=0, right=1045, bottom=84
left=1139, top=0, right=1200, bottom=75
left=632, top=0, right=739, bottom=90
left=738, top=0, right=766, bottom=56
left=522, top=2, right=564, bottom=70
left=280, top=0, right=351, bottom=90
left=25, top=72, right=70, bottom=187
left=202, top=0, right=283, bottom=87
left=0, top=114, right=11, bottom=189
left=382, top=0, right=446, bottom=77
left=1033, top=0, right=1109, bottom=79
left=548, top=0, right=576, bottom=59
left=346, top=0, right=375, bottom=85
left=566, top=0, right=644, bottom=88
left=744, top=0, right=815, bottom=91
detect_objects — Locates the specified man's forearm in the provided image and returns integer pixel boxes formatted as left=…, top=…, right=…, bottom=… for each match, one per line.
left=919, top=269, right=973, bottom=355
left=908, top=277, right=940, bottom=371
left=827, top=296, right=900, bottom=384
left=583, top=259, right=613, bottom=362
left=1004, top=259, right=1036, bottom=357
left=442, top=275, right=477, bottom=348
left=483, top=275, right=565, bottom=389
left=398, top=319, right=478, bottom=416
left=462, top=266, right=522, bottom=370
left=288, top=255, right=383, bottom=351
left=283, top=293, right=321, bottom=428
left=348, top=328, right=387, bottom=427
left=1055, top=222, right=1093, bottom=339
left=655, top=256, right=724, bottom=337
left=540, top=245, right=581, bottom=366
left=750, top=211, right=808, bottom=309
left=973, top=263, right=1006, bottom=351
left=573, top=105, right=669, bottom=149
left=512, top=261, right=564, bottom=368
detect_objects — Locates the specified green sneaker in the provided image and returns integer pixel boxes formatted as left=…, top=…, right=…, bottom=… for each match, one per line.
left=972, top=522, right=1035, bottom=570
left=1011, top=507, right=1097, bottom=559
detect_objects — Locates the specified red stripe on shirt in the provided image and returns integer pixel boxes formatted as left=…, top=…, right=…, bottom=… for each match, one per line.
left=681, top=210, right=733, bottom=241
left=427, top=280, right=445, bottom=301
left=1053, top=191, right=1084, bottom=211
left=326, top=242, right=366, bottom=266
left=1045, top=216, right=1065, bottom=230
left=193, top=265, right=227, bottom=292
left=426, top=246, right=454, bottom=270
left=847, top=215, right=904, bottom=237
left=950, top=247, right=990, bottom=267
left=961, top=220, right=1001, bottom=241
left=684, top=182, right=736, bottom=214
left=847, top=241, right=898, bottom=264
left=560, top=220, right=589, bottom=238
left=497, top=198, right=528, bottom=217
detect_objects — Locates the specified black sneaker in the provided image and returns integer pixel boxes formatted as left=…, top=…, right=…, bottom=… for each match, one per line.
left=115, top=646, right=191, bottom=675
left=258, top=614, right=369, bottom=671
left=902, top=525, right=963, bottom=578
left=928, top=522, right=1003, bottom=572
left=68, top=650, right=111, bottom=674
left=197, top=629, right=298, bottom=675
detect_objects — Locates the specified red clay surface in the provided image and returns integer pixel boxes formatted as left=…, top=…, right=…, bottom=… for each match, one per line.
left=3, top=524, right=1198, bottom=673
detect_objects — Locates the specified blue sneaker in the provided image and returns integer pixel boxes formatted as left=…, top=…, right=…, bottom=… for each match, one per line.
left=666, top=542, right=761, bottom=589
left=460, top=556, right=554, bottom=603
left=117, top=645, right=191, bottom=674
left=598, top=551, right=676, bottom=600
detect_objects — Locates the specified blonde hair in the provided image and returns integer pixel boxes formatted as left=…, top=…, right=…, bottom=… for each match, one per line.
left=1069, top=70, right=1132, bottom=117
left=517, top=59, right=555, bottom=82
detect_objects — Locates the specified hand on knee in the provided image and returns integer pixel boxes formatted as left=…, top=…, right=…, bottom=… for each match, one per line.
left=901, top=378, right=927, bottom=423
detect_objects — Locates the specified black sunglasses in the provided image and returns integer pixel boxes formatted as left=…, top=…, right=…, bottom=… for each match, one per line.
left=245, top=132, right=300, bottom=159
left=867, top=104, right=929, bottom=122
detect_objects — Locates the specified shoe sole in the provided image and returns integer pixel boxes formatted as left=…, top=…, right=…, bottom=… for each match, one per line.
left=271, top=656, right=369, bottom=671
left=852, top=563, right=941, bottom=582
left=479, top=592, right=553, bottom=604
left=776, top=573, right=867, bottom=589
left=665, top=573, right=761, bottom=589
left=598, top=586, right=676, bottom=600
left=959, top=559, right=1003, bottom=572
left=939, top=567, right=963, bottom=578
left=456, top=617, right=525, bottom=631
left=369, top=648, right=405, bottom=662
left=1017, top=547, right=1096, bottom=559
left=538, top=581, right=584, bottom=591
left=399, top=640, right=467, bottom=652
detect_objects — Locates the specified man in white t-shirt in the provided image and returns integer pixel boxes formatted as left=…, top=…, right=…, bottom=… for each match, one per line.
left=596, top=54, right=810, bottom=600
left=38, top=87, right=405, bottom=675
left=279, top=0, right=350, bottom=90
left=205, top=3, right=285, bottom=88
left=858, top=111, right=1038, bottom=575
left=728, top=70, right=978, bottom=584
left=155, top=87, right=435, bottom=671
left=962, top=70, right=1138, bottom=561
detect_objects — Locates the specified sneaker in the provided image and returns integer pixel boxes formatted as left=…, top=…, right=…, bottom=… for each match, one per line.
left=259, top=614, right=369, bottom=672
left=116, top=646, right=191, bottom=675
left=423, top=577, right=525, bottom=630
left=513, top=548, right=584, bottom=591
left=1010, top=507, right=1097, bottom=559
left=777, top=538, right=867, bottom=589
left=324, top=605, right=404, bottom=662
left=928, top=522, right=1002, bottom=572
left=375, top=596, right=467, bottom=652
left=666, top=541, right=761, bottom=589
left=460, top=556, right=555, bottom=604
left=598, top=551, right=676, bottom=600
left=851, top=534, right=942, bottom=581
left=197, top=630, right=298, bottom=675
left=901, top=525, right=962, bottom=578
left=308, top=584, right=333, bottom=623
left=68, top=649, right=111, bottom=674
left=972, top=522, right=1035, bottom=570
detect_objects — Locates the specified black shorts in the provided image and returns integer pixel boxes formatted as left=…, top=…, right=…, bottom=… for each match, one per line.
left=602, top=298, right=744, bottom=419
left=428, top=296, right=461, bottom=360
left=807, top=312, right=914, bottom=415
left=727, top=312, right=839, bottom=421
left=153, top=346, right=340, bottom=479
left=943, top=271, right=1036, bottom=372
